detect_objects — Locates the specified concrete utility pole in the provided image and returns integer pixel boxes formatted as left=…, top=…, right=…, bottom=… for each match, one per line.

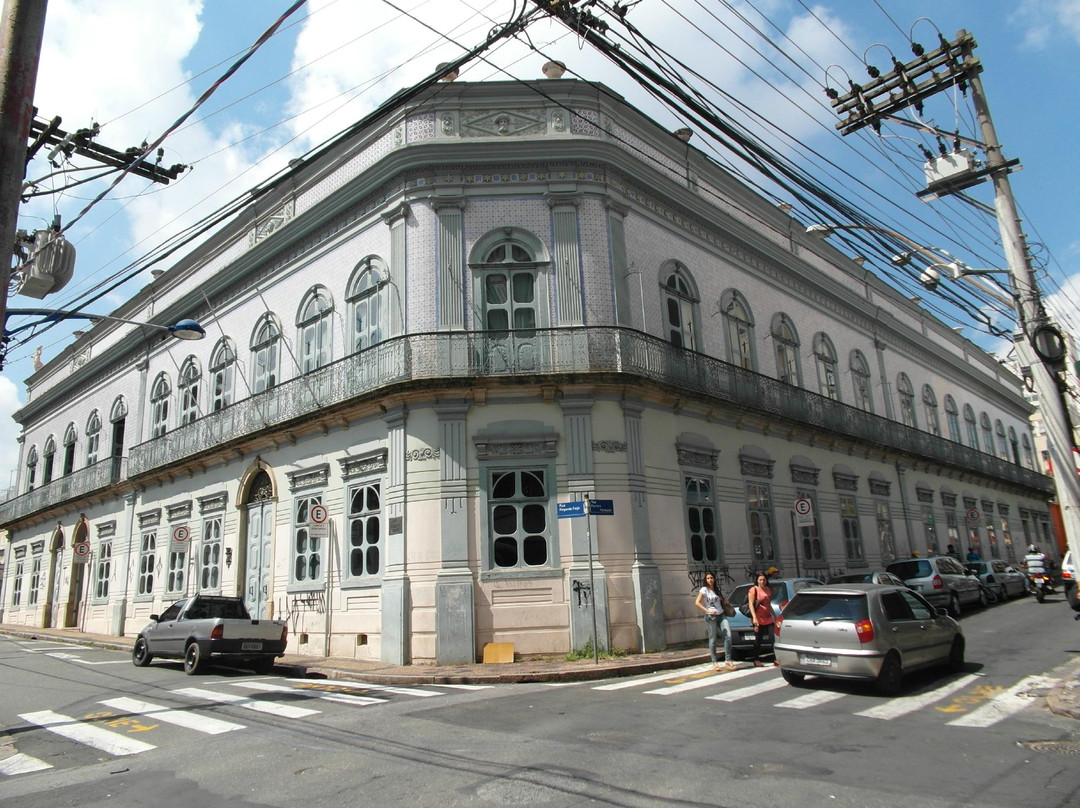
left=0, top=0, right=47, bottom=341
left=828, top=29, right=1080, bottom=572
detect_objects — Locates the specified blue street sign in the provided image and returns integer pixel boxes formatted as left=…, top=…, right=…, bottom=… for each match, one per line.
left=589, top=499, right=614, bottom=516
left=557, top=501, right=586, bottom=518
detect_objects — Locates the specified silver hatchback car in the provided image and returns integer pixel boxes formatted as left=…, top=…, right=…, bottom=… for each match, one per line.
left=774, top=583, right=965, bottom=695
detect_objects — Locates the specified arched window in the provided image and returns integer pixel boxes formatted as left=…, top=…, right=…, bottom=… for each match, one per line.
left=722, top=290, right=755, bottom=370
left=178, top=357, right=201, bottom=426
left=25, top=446, right=38, bottom=492
left=944, top=395, right=961, bottom=443
left=85, top=410, right=101, bottom=465
left=347, top=256, right=390, bottom=352
left=150, top=372, right=171, bottom=438
left=250, top=314, right=281, bottom=394
left=1007, top=426, right=1020, bottom=465
left=922, top=384, right=940, bottom=436
left=209, top=338, right=236, bottom=412
left=42, top=436, right=56, bottom=484
left=297, top=287, right=333, bottom=372
left=771, top=313, right=801, bottom=386
left=1021, top=432, right=1035, bottom=469
left=663, top=262, right=699, bottom=350
left=980, top=412, right=994, bottom=454
left=994, top=419, right=1009, bottom=459
left=109, top=397, right=127, bottom=459
left=813, top=333, right=839, bottom=400
left=477, top=235, right=541, bottom=332
left=963, top=404, right=978, bottom=448
left=850, top=350, right=873, bottom=412
left=897, top=373, right=917, bottom=428
left=62, top=422, right=77, bottom=475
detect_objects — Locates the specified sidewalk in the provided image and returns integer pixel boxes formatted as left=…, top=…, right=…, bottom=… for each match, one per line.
left=4, top=622, right=1078, bottom=718
left=0, top=622, right=711, bottom=685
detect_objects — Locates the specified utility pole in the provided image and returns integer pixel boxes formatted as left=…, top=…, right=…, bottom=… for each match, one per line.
left=829, top=29, right=1080, bottom=572
left=0, top=0, right=47, bottom=345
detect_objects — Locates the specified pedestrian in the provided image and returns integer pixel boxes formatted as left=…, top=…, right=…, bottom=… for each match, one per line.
left=946, top=544, right=961, bottom=561
left=966, top=547, right=981, bottom=562
left=747, top=570, right=779, bottom=668
left=695, top=572, right=736, bottom=671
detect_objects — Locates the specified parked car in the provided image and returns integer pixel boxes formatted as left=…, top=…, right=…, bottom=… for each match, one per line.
left=132, top=595, right=288, bottom=675
left=1062, top=550, right=1078, bottom=613
left=774, top=583, right=965, bottom=695
left=885, top=555, right=985, bottom=616
left=828, top=571, right=909, bottom=587
left=724, top=577, right=823, bottom=657
left=965, top=559, right=1027, bottom=601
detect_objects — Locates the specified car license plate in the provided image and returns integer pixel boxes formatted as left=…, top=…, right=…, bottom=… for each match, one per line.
left=741, top=633, right=756, bottom=642
left=241, top=642, right=263, bottom=651
left=799, top=653, right=832, bottom=667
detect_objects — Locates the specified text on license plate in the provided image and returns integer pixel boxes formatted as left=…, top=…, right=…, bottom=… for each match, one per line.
left=241, top=642, right=263, bottom=651
left=741, top=633, right=757, bottom=642
left=799, top=654, right=832, bottom=667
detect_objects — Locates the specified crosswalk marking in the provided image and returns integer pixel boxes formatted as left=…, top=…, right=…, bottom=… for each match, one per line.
left=946, top=675, right=1054, bottom=728
left=855, top=674, right=979, bottom=720
left=99, top=697, right=246, bottom=734
left=19, top=710, right=156, bottom=756
left=705, top=677, right=789, bottom=702
left=0, top=752, right=53, bottom=775
left=283, top=678, right=438, bottom=698
left=171, top=687, right=321, bottom=718
left=232, top=680, right=387, bottom=706
left=775, top=689, right=847, bottom=709
left=646, top=665, right=769, bottom=695
left=594, top=664, right=716, bottom=691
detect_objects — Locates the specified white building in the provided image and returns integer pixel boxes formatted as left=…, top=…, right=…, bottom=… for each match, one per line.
left=0, top=78, right=1052, bottom=664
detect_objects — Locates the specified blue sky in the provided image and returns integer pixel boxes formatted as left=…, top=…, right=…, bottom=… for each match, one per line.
left=4, top=0, right=1079, bottom=490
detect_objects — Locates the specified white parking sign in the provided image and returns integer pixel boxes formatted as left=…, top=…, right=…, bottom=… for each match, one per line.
left=794, top=498, right=814, bottom=527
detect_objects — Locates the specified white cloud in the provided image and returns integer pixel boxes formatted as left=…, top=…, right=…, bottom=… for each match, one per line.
left=0, top=376, right=23, bottom=497
left=1011, top=0, right=1080, bottom=47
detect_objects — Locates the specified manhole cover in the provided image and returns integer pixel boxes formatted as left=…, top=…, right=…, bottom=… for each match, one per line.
left=1022, top=740, right=1080, bottom=757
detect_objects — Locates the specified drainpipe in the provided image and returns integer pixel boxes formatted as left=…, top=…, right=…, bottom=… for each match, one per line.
left=895, top=463, right=916, bottom=557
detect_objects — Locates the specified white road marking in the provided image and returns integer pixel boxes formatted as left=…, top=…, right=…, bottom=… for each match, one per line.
left=705, top=676, right=789, bottom=702
left=433, top=684, right=494, bottom=690
left=99, top=697, right=246, bottom=734
left=319, top=693, right=389, bottom=706
left=855, top=674, right=979, bottom=720
left=283, top=677, right=437, bottom=698
left=231, top=680, right=387, bottom=706
left=170, top=687, right=321, bottom=718
left=18, top=710, right=156, bottom=756
left=646, top=665, right=771, bottom=695
left=0, top=752, right=53, bottom=775
left=946, top=675, right=1055, bottom=728
left=775, top=689, right=848, bottom=709
left=594, top=664, right=716, bottom=691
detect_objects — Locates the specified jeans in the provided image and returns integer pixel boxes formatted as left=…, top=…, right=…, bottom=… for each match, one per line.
left=705, top=615, right=732, bottom=663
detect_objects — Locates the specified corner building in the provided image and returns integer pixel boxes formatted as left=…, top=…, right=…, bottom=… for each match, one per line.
left=1, top=78, right=1053, bottom=664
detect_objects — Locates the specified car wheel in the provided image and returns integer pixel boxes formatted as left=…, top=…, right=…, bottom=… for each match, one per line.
left=131, top=637, right=153, bottom=667
left=184, top=642, right=204, bottom=675
left=947, top=636, right=966, bottom=673
left=1035, top=588, right=1045, bottom=603
left=949, top=593, right=961, bottom=618
left=875, top=653, right=903, bottom=696
left=781, top=669, right=806, bottom=687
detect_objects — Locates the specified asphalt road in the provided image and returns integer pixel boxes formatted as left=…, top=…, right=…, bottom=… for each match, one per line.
left=2, top=592, right=1078, bottom=808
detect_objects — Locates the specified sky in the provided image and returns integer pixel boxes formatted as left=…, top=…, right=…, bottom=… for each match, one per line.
left=3, top=0, right=1080, bottom=493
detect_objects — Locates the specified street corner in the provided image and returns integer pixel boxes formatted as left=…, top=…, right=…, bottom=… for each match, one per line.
left=1046, top=662, right=1080, bottom=721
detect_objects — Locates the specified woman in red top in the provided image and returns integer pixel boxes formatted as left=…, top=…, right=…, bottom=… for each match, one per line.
left=748, top=570, right=778, bottom=667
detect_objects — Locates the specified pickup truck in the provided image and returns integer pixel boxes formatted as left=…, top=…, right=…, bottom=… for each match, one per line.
left=131, top=595, right=288, bottom=675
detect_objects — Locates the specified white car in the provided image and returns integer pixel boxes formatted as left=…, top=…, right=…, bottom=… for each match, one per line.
left=965, top=559, right=1027, bottom=601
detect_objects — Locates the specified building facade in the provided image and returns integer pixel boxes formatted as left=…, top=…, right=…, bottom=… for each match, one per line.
left=1, top=78, right=1052, bottom=664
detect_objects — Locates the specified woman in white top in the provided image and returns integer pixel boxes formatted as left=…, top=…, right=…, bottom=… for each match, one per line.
left=695, top=572, right=735, bottom=670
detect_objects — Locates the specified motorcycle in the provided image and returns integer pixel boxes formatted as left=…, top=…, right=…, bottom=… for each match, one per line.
left=1027, top=572, right=1054, bottom=603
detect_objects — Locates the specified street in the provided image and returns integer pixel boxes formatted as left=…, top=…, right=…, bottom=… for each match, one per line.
left=2, top=594, right=1079, bottom=808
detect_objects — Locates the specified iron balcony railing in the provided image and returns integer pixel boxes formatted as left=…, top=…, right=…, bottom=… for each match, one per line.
left=0, top=456, right=127, bottom=525
left=3, top=327, right=1050, bottom=524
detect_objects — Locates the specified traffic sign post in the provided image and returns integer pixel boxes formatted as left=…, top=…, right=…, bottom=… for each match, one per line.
left=557, top=496, right=616, bottom=664
left=72, top=541, right=91, bottom=564
left=309, top=503, right=329, bottom=538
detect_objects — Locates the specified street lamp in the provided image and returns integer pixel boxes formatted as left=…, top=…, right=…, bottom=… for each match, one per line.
left=2, top=308, right=205, bottom=369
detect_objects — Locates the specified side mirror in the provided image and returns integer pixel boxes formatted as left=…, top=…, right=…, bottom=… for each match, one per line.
left=149, top=614, right=160, bottom=622
left=936, top=607, right=949, bottom=617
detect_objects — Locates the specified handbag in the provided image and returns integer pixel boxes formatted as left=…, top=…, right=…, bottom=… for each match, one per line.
left=721, top=598, right=736, bottom=618
left=738, top=602, right=752, bottom=617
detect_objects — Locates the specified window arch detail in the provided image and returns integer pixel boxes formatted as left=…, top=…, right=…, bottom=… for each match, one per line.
left=661, top=261, right=700, bottom=351
left=721, top=289, right=755, bottom=370
left=86, top=410, right=102, bottom=465
left=850, top=349, right=873, bottom=412
left=250, top=313, right=282, bottom=394
left=922, top=384, right=940, bottom=436
left=209, top=338, right=236, bottom=412
left=771, top=313, right=801, bottom=386
left=813, top=333, right=839, bottom=400
left=296, top=286, right=334, bottom=373
left=178, top=356, right=201, bottom=426
left=944, top=395, right=961, bottom=443
left=897, top=373, right=917, bottom=428
left=150, top=372, right=171, bottom=438
left=347, top=256, right=391, bottom=352
left=469, top=229, right=550, bottom=333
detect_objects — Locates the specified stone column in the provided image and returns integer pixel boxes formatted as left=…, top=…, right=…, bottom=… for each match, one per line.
left=623, top=400, right=665, bottom=651
left=546, top=191, right=583, bottom=325
left=433, top=196, right=466, bottom=330
left=382, top=202, right=410, bottom=335
left=434, top=400, right=474, bottom=663
left=380, top=404, right=410, bottom=665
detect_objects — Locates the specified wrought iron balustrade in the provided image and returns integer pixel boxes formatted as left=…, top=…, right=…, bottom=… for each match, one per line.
left=0, top=456, right=126, bottom=524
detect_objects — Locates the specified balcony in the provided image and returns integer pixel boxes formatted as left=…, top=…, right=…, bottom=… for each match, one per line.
left=3, top=327, right=1050, bottom=525
left=0, top=456, right=127, bottom=525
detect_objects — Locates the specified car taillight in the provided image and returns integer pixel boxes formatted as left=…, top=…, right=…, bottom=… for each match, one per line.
left=932, top=574, right=943, bottom=590
left=1063, top=569, right=1074, bottom=580
left=280, top=625, right=288, bottom=643
left=774, top=615, right=783, bottom=636
left=854, top=619, right=875, bottom=644
left=210, top=624, right=223, bottom=640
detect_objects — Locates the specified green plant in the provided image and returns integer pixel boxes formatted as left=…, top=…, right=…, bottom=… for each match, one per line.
left=563, top=637, right=628, bottom=661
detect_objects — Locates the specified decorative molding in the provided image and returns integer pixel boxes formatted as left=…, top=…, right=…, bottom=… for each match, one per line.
left=592, top=440, right=626, bottom=454
left=963, top=496, right=978, bottom=509
left=405, top=448, right=440, bottom=462
left=915, top=486, right=934, bottom=503
left=869, top=478, right=891, bottom=496
left=980, top=499, right=994, bottom=512
left=97, top=520, right=116, bottom=538
left=166, top=500, right=193, bottom=522
left=198, top=492, right=228, bottom=514
left=790, top=461, right=820, bottom=486
left=137, top=508, right=161, bottom=529
left=31, top=540, right=45, bottom=555
left=460, top=108, right=546, bottom=137
left=833, top=471, right=859, bottom=492
left=339, top=450, right=389, bottom=479
left=475, top=437, right=558, bottom=460
left=997, top=503, right=1010, bottom=515
left=249, top=198, right=295, bottom=247
left=940, top=491, right=957, bottom=507
left=287, top=463, right=330, bottom=492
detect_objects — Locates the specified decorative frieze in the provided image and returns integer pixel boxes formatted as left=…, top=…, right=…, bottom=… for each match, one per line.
left=137, top=508, right=161, bottom=529
left=997, top=503, right=1010, bottom=515
left=868, top=475, right=891, bottom=496
left=340, top=450, right=389, bottom=479
left=833, top=471, right=859, bottom=492
left=460, top=108, right=546, bottom=137
left=287, top=463, right=330, bottom=492
left=592, top=440, right=626, bottom=454
left=198, top=492, right=228, bottom=514
left=166, top=500, right=193, bottom=523
left=915, top=486, right=934, bottom=503
left=248, top=198, right=295, bottom=246
left=475, top=438, right=558, bottom=460
left=941, top=491, right=957, bottom=507
left=405, top=448, right=440, bottom=462
left=97, top=520, right=116, bottom=538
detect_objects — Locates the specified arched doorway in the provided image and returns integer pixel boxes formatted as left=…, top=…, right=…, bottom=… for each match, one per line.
left=242, top=469, right=275, bottom=619
left=64, top=518, right=89, bottom=627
